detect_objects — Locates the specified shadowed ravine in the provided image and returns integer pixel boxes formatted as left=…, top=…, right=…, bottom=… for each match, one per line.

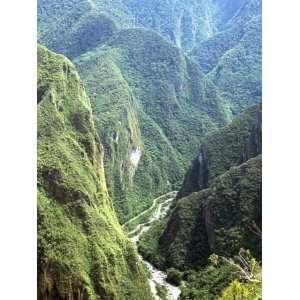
left=128, top=192, right=181, bottom=300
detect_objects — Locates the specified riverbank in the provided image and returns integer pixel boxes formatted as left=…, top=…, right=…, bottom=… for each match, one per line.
left=122, top=191, right=178, bottom=233
left=128, top=191, right=181, bottom=300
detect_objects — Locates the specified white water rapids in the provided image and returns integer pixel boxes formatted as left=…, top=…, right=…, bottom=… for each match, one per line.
left=130, top=193, right=181, bottom=300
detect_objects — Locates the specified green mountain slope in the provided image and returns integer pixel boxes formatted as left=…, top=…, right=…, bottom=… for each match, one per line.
left=37, top=0, right=133, bottom=59
left=123, top=0, right=219, bottom=51
left=123, top=0, right=260, bottom=53
left=74, top=28, right=231, bottom=222
left=38, top=0, right=261, bottom=115
left=139, top=105, right=262, bottom=270
left=37, top=0, right=243, bottom=54
left=139, top=155, right=262, bottom=270
left=191, top=0, right=261, bottom=73
left=37, top=2, right=262, bottom=299
left=159, top=155, right=262, bottom=270
left=209, top=16, right=262, bottom=113
left=178, top=104, right=261, bottom=198
left=191, top=1, right=261, bottom=113
left=37, top=45, right=152, bottom=300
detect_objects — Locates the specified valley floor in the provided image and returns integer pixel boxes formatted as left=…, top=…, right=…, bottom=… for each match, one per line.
left=126, top=191, right=181, bottom=300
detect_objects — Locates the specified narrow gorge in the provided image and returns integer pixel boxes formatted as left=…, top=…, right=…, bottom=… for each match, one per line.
left=37, top=1, right=262, bottom=299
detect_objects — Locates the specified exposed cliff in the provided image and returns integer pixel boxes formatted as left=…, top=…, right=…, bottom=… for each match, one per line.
left=37, top=45, right=152, bottom=300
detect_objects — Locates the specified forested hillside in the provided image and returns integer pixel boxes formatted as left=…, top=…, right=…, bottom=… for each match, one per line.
left=139, top=105, right=262, bottom=298
left=37, top=45, right=152, bottom=300
left=192, top=1, right=262, bottom=113
left=75, top=28, right=231, bottom=222
left=178, top=104, right=261, bottom=198
left=37, top=1, right=262, bottom=299
left=38, top=0, right=261, bottom=114
left=37, top=0, right=261, bottom=209
left=38, top=0, right=245, bottom=223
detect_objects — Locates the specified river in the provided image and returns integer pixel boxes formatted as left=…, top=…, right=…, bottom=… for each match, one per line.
left=129, top=193, right=181, bottom=300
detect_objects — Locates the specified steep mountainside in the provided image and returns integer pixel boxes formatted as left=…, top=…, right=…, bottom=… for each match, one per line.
left=123, top=0, right=260, bottom=53
left=37, top=0, right=238, bottom=223
left=37, top=0, right=137, bottom=59
left=192, top=1, right=261, bottom=73
left=38, top=0, right=120, bottom=59
left=139, top=105, right=262, bottom=270
left=178, top=104, right=261, bottom=199
left=37, top=1, right=262, bottom=299
left=159, top=155, right=262, bottom=270
left=37, top=45, right=152, bottom=300
left=123, top=0, right=219, bottom=51
left=38, top=0, right=261, bottom=127
left=209, top=15, right=262, bottom=113
left=139, top=0, right=260, bottom=116
left=37, top=0, right=247, bottom=54
left=192, top=1, right=262, bottom=113
left=75, top=28, right=231, bottom=222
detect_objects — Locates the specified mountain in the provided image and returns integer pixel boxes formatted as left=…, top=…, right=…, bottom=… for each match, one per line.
left=191, top=1, right=262, bottom=113
left=37, top=45, right=152, bottom=300
left=37, top=0, right=245, bottom=54
left=124, top=0, right=261, bottom=53
left=191, top=3, right=261, bottom=73
left=208, top=15, right=262, bottom=114
left=178, top=104, right=262, bottom=199
left=159, top=155, right=262, bottom=269
left=123, top=0, right=219, bottom=51
left=139, top=105, right=262, bottom=270
left=38, top=0, right=261, bottom=115
left=37, top=1, right=262, bottom=299
left=74, top=28, right=231, bottom=222
left=37, top=0, right=261, bottom=116
left=38, top=0, right=237, bottom=223
left=38, top=0, right=120, bottom=59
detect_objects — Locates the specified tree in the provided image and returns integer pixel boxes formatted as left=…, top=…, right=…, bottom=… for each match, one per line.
left=166, top=268, right=182, bottom=286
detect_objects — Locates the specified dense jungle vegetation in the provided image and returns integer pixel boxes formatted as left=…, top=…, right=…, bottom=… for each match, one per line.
left=37, top=0, right=262, bottom=299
